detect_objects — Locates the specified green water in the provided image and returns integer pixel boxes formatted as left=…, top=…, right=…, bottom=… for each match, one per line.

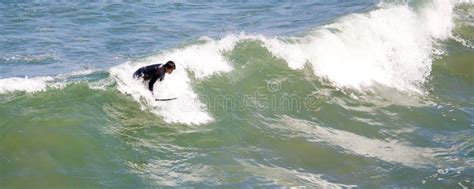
left=1, top=39, right=473, bottom=188
left=1, top=1, right=474, bottom=188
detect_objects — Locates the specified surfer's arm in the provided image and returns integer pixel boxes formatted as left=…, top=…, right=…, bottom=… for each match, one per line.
left=148, top=76, right=158, bottom=92
left=148, top=66, right=166, bottom=92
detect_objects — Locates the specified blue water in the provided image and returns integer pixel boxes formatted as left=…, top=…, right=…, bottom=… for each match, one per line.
left=0, top=1, right=375, bottom=78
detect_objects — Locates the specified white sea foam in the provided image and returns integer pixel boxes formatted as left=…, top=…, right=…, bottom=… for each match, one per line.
left=457, top=0, right=474, bottom=3
left=269, top=116, right=440, bottom=168
left=109, top=35, right=247, bottom=125
left=0, top=53, right=58, bottom=63
left=452, top=35, right=474, bottom=49
left=263, top=0, right=458, bottom=93
left=56, top=68, right=100, bottom=79
left=0, top=76, right=54, bottom=94
left=237, top=160, right=357, bottom=188
left=0, top=69, right=101, bottom=94
left=4, top=1, right=464, bottom=124
left=109, top=0, right=463, bottom=124
left=87, top=77, right=115, bottom=91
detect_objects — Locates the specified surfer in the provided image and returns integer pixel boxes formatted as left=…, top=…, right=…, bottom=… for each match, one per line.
left=133, top=60, right=176, bottom=94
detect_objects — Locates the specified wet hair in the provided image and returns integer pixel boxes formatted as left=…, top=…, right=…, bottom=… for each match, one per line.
left=164, top=61, right=176, bottom=70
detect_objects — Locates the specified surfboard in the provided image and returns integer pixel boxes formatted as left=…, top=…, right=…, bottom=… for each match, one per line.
left=155, top=98, right=177, bottom=101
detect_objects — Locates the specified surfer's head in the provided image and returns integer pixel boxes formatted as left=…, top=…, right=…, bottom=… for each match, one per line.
left=164, top=61, right=176, bottom=74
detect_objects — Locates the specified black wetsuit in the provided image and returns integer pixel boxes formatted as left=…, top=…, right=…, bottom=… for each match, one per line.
left=133, top=64, right=166, bottom=92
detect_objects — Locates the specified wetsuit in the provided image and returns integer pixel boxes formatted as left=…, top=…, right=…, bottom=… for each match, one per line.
left=133, top=64, right=166, bottom=92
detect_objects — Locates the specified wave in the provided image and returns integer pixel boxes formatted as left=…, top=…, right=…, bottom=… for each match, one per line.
left=0, top=69, right=102, bottom=94
left=111, top=0, right=468, bottom=124
left=264, top=0, right=459, bottom=93
left=107, top=0, right=467, bottom=124
left=109, top=35, right=245, bottom=125
left=0, top=76, right=55, bottom=94
left=2, top=0, right=468, bottom=125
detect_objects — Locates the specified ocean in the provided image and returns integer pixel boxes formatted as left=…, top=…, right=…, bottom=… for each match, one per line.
left=1, top=0, right=473, bottom=188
